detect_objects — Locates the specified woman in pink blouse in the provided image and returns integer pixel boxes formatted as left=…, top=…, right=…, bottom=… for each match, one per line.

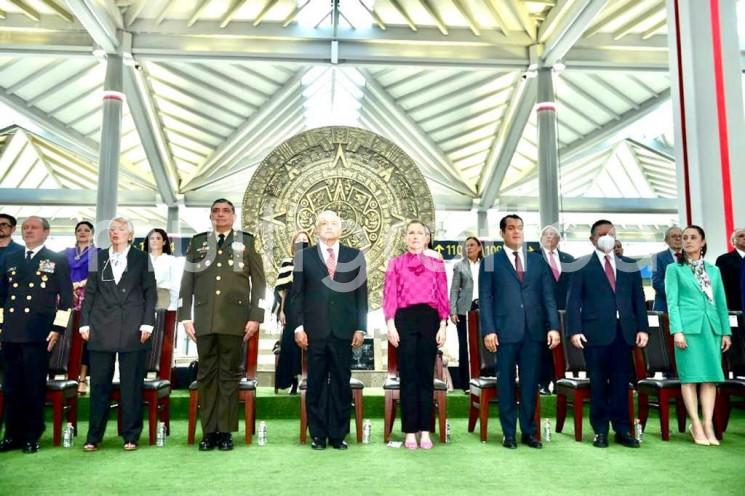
left=383, top=220, right=449, bottom=450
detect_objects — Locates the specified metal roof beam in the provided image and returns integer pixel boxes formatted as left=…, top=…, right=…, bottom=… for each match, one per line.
left=360, top=68, right=476, bottom=196
left=122, top=67, right=178, bottom=206
left=627, top=137, right=675, bottom=161
left=0, top=188, right=157, bottom=206
left=495, top=196, right=677, bottom=214
left=541, top=0, right=609, bottom=67
left=181, top=69, right=307, bottom=191
left=560, top=89, right=671, bottom=163
left=478, top=76, right=537, bottom=211
left=64, top=0, right=121, bottom=53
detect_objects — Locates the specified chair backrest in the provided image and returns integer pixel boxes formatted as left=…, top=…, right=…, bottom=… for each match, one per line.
left=725, top=311, right=745, bottom=378
left=144, top=310, right=177, bottom=381
left=245, top=331, right=259, bottom=380
left=558, top=310, right=587, bottom=374
left=640, top=312, right=675, bottom=377
left=48, top=312, right=73, bottom=376
left=466, top=310, right=496, bottom=378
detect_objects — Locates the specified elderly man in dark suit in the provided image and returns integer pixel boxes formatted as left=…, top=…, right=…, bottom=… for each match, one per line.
left=290, top=210, right=368, bottom=450
left=479, top=215, right=560, bottom=450
left=566, top=219, right=649, bottom=449
left=538, top=225, right=575, bottom=394
left=179, top=198, right=266, bottom=451
left=0, top=216, right=72, bottom=454
left=652, top=226, right=683, bottom=312
left=80, top=217, right=156, bottom=451
left=715, top=228, right=745, bottom=311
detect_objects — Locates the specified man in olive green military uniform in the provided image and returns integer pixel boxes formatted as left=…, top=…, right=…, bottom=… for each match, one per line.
left=179, top=199, right=266, bottom=451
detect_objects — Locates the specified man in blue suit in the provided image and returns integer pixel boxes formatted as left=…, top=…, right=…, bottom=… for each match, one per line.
left=566, top=219, right=649, bottom=448
left=652, top=226, right=682, bottom=311
left=479, top=215, right=560, bottom=449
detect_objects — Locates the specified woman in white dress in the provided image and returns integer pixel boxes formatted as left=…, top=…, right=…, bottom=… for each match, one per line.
left=144, top=228, right=180, bottom=310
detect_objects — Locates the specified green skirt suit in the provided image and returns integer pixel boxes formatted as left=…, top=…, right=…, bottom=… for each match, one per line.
left=664, top=261, right=731, bottom=383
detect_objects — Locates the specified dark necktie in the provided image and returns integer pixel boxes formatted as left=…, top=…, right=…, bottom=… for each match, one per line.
left=217, top=234, right=225, bottom=248
left=513, top=251, right=524, bottom=283
left=25, top=250, right=33, bottom=269
left=604, top=255, right=616, bottom=292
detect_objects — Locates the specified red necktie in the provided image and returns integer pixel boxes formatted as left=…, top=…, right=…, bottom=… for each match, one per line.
left=604, top=255, right=616, bottom=292
left=514, top=251, right=524, bottom=283
left=548, top=250, right=560, bottom=282
left=326, top=248, right=336, bottom=279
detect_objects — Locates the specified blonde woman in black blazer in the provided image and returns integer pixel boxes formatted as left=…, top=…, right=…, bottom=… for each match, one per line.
left=80, top=218, right=156, bottom=451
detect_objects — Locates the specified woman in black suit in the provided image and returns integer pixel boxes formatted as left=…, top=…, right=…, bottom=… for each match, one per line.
left=80, top=217, right=156, bottom=451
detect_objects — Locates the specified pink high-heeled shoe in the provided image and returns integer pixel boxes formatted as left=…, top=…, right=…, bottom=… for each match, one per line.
left=419, top=438, right=433, bottom=450
left=404, top=439, right=418, bottom=450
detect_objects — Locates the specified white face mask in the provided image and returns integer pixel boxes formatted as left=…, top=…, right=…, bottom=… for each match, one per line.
left=597, top=234, right=615, bottom=253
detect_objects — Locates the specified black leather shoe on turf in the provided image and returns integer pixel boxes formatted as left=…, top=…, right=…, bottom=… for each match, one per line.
left=615, top=432, right=640, bottom=448
left=593, top=434, right=609, bottom=448
left=311, top=437, right=327, bottom=450
left=199, top=433, right=217, bottom=451
left=22, top=441, right=40, bottom=454
left=521, top=435, right=543, bottom=449
left=0, top=438, right=22, bottom=452
left=502, top=437, right=517, bottom=449
left=218, top=433, right=234, bottom=451
left=330, top=440, right=348, bottom=450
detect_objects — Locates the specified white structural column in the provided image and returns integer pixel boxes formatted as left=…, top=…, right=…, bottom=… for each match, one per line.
left=537, top=68, right=560, bottom=229
left=667, top=0, right=745, bottom=254
left=167, top=205, right=179, bottom=233
left=95, top=54, right=124, bottom=246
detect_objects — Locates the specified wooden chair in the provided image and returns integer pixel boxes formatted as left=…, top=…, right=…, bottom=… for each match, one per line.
left=716, top=311, right=745, bottom=436
left=383, top=341, right=447, bottom=443
left=187, top=331, right=259, bottom=445
left=112, top=309, right=176, bottom=445
left=633, top=312, right=686, bottom=440
left=45, top=310, right=83, bottom=446
left=298, top=349, right=364, bottom=443
left=466, top=310, right=541, bottom=442
left=555, top=310, right=635, bottom=441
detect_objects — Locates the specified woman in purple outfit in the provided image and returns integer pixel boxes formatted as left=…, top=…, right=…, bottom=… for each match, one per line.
left=63, top=220, right=97, bottom=393
left=383, top=220, right=449, bottom=450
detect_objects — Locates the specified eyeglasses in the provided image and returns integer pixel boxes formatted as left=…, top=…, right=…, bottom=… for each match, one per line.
left=0, top=223, right=12, bottom=228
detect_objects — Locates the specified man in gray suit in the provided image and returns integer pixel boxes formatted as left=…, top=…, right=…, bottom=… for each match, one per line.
left=449, top=236, right=483, bottom=393
left=652, top=226, right=682, bottom=312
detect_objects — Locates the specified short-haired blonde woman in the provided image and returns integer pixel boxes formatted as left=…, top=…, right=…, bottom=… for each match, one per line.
left=81, top=218, right=156, bottom=451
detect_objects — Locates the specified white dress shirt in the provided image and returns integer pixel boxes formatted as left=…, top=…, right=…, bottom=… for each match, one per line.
left=595, top=249, right=619, bottom=318
left=736, top=248, right=745, bottom=259
left=23, top=244, right=44, bottom=259
left=542, top=248, right=562, bottom=276
left=150, top=253, right=180, bottom=310
left=503, top=245, right=526, bottom=272
left=295, top=241, right=341, bottom=334
left=468, top=259, right=480, bottom=301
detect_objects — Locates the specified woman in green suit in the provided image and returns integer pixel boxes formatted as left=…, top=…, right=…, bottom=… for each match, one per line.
left=665, top=225, right=732, bottom=446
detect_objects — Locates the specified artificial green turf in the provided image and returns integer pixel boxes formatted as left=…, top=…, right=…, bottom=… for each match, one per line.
left=2, top=395, right=745, bottom=496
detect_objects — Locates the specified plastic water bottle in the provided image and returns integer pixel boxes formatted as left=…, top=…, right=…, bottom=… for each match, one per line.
left=63, top=423, right=74, bottom=448
left=445, top=419, right=452, bottom=443
left=258, top=421, right=267, bottom=446
left=362, top=419, right=372, bottom=444
left=634, top=418, right=643, bottom=443
left=543, top=418, right=552, bottom=442
left=156, top=422, right=166, bottom=447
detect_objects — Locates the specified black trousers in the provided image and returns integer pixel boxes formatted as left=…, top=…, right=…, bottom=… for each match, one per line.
left=87, top=350, right=146, bottom=444
left=1, top=342, right=49, bottom=443
left=496, top=338, right=542, bottom=438
left=307, top=335, right=353, bottom=441
left=538, top=344, right=555, bottom=390
left=584, top=324, right=632, bottom=435
left=395, top=304, right=439, bottom=433
left=455, top=315, right=470, bottom=390
left=196, top=333, right=243, bottom=434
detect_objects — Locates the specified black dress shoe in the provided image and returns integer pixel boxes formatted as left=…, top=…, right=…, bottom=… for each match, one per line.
left=22, top=441, right=40, bottom=454
left=311, top=437, right=327, bottom=450
left=502, top=436, right=517, bottom=449
left=538, top=386, right=551, bottom=396
left=593, top=434, right=609, bottom=448
left=0, top=438, right=22, bottom=452
left=218, top=433, right=234, bottom=451
left=199, top=433, right=217, bottom=451
left=521, top=435, right=543, bottom=449
left=615, top=432, right=640, bottom=448
left=330, top=439, right=348, bottom=450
